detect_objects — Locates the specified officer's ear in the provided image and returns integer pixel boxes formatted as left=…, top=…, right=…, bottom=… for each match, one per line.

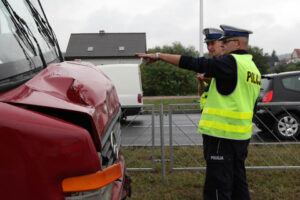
left=238, top=37, right=248, bottom=49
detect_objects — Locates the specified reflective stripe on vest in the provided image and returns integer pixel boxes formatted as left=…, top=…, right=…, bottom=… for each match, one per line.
left=203, top=107, right=253, bottom=119
left=198, top=53, right=261, bottom=140
left=200, top=82, right=210, bottom=111
left=200, top=120, right=252, bottom=133
left=200, top=91, right=208, bottom=111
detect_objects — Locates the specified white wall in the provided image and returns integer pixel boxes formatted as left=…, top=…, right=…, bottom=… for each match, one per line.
left=292, top=51, right=298, bottom=59
left=81, top=58, right=142, bottom=66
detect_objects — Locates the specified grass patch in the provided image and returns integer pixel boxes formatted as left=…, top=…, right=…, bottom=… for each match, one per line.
left=122, top=145, right=300, bottom=200
left=131, top=98, right=300, bottom=199
left=143, top=98, right=199, bottom=111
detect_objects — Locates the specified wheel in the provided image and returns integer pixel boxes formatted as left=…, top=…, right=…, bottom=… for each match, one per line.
left=273, top=113, right=300, bottom=140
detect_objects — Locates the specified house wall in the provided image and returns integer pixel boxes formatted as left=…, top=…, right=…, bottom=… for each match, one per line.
left=287, top=58, right=300, bottom=64
left=287, top=50, right=300, bottom=64
left=292, top=58, right=300, bottom=63
left=81, top=58, right=142, bottom=66
left=292, top=51, right=298, bottom=59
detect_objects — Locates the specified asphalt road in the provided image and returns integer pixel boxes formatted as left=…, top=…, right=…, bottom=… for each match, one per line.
left=121, top=113, right=285, bottom=147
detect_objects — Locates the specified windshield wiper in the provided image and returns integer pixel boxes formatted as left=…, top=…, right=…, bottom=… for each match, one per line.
left=26, top=0, right=63, bottom=62
left=2, top=0, right=47, bottom=68
left=26, top=0, right=54, bottom=46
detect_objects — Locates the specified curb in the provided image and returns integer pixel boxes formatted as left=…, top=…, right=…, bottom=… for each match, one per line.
left=143, top=96, right=199, bottom=100
left=142, top=109, right=201, bottom=115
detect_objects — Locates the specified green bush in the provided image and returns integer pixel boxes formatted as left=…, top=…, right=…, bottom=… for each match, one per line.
left=141, top=42, right=273, bottom=96
left=141, top=62, right=198, bottom=96
left=141, top=42, right=199, bottom=96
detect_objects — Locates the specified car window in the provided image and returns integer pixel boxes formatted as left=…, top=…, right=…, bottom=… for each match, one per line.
left=261, top=78, right=271, bottom=91
left=281, top=75, right=300, bottom=92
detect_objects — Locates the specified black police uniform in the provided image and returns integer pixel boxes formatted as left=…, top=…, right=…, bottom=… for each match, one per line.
left=179, top=50, right=253, bottom=200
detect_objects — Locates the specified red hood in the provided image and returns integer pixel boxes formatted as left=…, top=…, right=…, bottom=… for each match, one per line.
left=0, top=61, right=120, bottom=144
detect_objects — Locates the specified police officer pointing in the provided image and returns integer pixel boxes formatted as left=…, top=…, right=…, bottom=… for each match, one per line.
left=136, top=25, right=261, bottom=200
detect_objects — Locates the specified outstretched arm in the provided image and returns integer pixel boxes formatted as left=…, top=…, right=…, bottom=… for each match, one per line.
left=135, top=53, right=181, bottom=66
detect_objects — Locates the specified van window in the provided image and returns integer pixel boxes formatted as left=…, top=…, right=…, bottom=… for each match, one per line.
left=282, top=75, right=300, bottom=92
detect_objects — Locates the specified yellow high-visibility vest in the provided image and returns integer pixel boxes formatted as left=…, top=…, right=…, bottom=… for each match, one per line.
left=198, top=54, right=261, bottom=140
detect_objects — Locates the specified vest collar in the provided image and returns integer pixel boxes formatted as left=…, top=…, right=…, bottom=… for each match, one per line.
left=230, top=50, right=249, bottom=55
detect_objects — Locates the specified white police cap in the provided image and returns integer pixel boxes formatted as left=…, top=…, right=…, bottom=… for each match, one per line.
left=220, top=24, right=253, bottom=39
left=202, top=28, right=223, bottom=42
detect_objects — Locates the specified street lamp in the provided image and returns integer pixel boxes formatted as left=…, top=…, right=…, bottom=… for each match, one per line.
left=199, top=0, right=203, bottom=57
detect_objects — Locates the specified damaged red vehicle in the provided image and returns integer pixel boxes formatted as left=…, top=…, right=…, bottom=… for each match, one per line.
left=0, top=0, right=131, bottom=199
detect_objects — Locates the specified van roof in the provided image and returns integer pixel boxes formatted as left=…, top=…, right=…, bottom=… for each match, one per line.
left=98, top=64, right=139, bottom=68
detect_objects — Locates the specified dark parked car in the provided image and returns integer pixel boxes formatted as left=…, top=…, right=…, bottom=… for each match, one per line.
left=254, top=71, right=300, bottom=140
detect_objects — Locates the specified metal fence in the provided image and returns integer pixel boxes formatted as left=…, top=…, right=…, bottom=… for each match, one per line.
left=168, top=103, right=300, bottom=172
left=120, top=104, right=156, bottom=172
left=120, top=103, right=300, bottom=183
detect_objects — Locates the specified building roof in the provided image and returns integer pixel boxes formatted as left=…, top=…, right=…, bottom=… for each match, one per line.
left=65, top=32, right=146, bottom=59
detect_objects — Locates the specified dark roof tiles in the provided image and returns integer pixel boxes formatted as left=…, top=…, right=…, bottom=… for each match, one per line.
left=65, top=32, right=146, bottom=59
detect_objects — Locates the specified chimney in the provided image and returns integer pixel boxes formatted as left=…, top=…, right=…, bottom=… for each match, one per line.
left=99, top=30, right=105, bottom=35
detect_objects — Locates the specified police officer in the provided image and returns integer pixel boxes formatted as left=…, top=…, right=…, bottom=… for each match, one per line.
left=198, top=28, right=224, bottom=111
left=136, top=24, right=261, bottom=200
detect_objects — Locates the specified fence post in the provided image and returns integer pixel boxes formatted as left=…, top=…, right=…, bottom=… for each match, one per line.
left=151, top=105, right=155, bottom=170
left=169, top=104, right=173, bottom=170
left=159, top=104, right=166, bottom=184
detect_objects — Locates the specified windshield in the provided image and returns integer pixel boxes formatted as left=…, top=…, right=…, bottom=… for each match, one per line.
left=0, top=3, right=31, bottom=63
left=0, top=0, right=61, bottom=92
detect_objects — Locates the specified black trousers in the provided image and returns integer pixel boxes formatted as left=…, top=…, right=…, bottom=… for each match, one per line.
left=202, top=134, right=250, bottom=200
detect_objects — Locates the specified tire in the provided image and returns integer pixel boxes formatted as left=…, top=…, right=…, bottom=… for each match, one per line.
left=273, top=113, right=300, bottom=140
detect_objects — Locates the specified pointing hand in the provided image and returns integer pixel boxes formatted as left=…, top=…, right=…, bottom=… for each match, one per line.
left=135, top=53, right=157, bottom=65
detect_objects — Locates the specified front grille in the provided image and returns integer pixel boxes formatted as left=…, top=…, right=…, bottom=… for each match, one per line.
left=100, top=109, right=122, bottom=169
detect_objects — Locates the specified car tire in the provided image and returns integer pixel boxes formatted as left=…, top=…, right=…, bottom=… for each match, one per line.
left=273, top=113, right=300, bottom=140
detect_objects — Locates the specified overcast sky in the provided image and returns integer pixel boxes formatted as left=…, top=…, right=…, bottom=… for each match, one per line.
left=40, top=0, right=300, bottom=55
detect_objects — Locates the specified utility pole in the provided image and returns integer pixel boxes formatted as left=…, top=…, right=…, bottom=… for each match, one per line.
left=199, top=0, right=204, bottom=56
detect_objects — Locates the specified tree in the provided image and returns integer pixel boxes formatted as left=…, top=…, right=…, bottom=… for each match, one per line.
left=269, top=50, right=279, bottom=68
left=141, top=42, right=199, bottom=96
left=248, top=46, right=270, bottom=75
left=273, top=62, right=300, bottom=73
left=271, top=50, right=279, bottom=62
left=147, top=42, right=199, bottom=57
left=141, top=42, right=272, bottom=96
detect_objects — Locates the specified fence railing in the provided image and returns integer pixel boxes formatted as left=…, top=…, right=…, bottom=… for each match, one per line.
left=121, top=104, right=156, bottom=172
left=168, top=103, right=300, bottom=172
left=121, top=103, right=300, bottom=182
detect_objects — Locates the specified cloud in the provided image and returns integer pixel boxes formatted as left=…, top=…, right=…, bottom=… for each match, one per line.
left=41, top=0, right=300, bottom=54
left=65, top=0, right=199, bottom=50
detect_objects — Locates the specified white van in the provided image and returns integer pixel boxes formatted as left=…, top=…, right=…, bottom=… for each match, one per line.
left=97, top=64, right=143, bottom=118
